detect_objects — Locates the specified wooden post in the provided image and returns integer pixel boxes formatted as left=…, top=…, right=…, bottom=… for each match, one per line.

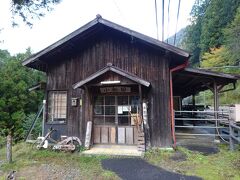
left=192, top=94, right=196, bottom=109
left=85, top=121, right=92, bottom=149
left=213, top=81, right=219, bottom=141
left=192, top=94, right=196, bottom=126
left=6, top=134, right=12, bottom=163
left=143, top=101, right=150, bottom=149
left=213, top=81, right=219, bottom=119
left=138, top=85, right=143, bottom=131
left=42, top=100, right=46, bottom=136
left=229, top=121, right=234, bottom=151
left=173, top=110, right=176, bottom=148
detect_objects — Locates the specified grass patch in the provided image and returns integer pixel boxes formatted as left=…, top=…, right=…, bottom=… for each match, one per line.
left=1, top=142, right=239, bottom=179
left=145, top=144, right=240, bottom=180
left=0, top=142, right=118, bottom=179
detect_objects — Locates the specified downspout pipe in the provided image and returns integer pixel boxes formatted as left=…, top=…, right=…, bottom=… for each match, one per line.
left=169, top=61, right=188, bottom=148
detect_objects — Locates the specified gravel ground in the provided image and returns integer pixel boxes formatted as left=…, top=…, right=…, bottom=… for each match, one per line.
left=4, top=164, right=82, bottom=180
left=102, top=158, right=202, bottom=180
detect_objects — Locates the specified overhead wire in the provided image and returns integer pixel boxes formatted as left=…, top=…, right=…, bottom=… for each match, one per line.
left=112, top=0, right=129, bottom=26
left=166, top=0, right=171, bottom=43
left=174, top=0, right=181, bottom=46
left=162, top=0, right=165, bottom=41
left=154, top=0, right=159, bottom=40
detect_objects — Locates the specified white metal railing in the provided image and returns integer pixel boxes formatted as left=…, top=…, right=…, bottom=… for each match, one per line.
left=174, top=110, right=229, bottom=137
left=174, top=110, right=240, bottom=150
left=229, top=121, right=240, bottom=150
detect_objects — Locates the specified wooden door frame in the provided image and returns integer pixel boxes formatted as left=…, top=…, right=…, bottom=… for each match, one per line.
left=92, top=94, right=140, bottom=145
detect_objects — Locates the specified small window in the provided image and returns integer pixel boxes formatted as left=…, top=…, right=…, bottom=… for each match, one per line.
left=47, top=91, right=67, bottom=123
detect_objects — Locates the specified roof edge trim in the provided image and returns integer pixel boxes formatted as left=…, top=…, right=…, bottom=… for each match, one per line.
left=72, top=65, right=151, bottom=89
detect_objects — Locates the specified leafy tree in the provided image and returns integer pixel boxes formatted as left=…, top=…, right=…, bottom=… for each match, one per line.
left=201, top=47, right=228, bottom=68
left=182, top=0, right=240, bottom=66
left=223, top=7, right=240, bottom=66
left=23, top=113, right=42, bottom=139
left=181, top=0, right=210, bottom=66
left=182, top=23, right=202, bottom=66
left=200, top=0, right=240, bottom=52
left=0, top=50, right=11, bottom=64
left=0, top=49, right=44, bottom=162
left=11, top=0, right=62, bottom=27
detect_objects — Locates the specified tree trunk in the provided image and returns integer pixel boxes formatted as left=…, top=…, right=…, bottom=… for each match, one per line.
left=7, top=134, right=12, bottom=163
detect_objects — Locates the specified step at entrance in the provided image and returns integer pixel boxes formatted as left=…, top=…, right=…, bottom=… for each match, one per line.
left=137, top=131, right=145, bottom=152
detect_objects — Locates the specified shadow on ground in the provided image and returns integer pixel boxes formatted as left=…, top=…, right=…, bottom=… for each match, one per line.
left=102, top=158, right=202, bottom=180
left=182, top=144, right=219, bottom=155
left=176, top=128, right=220, bottom=155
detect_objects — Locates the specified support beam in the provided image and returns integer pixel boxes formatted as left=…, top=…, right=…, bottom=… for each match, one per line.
left=219, top=82, right=236, bottom=93
left=213, top=81, right=220, bottom=141
left=138, top=84, right=143, bottom=126
left=42, top=100, right=46, bottom=136
left=192, top=94, right=196, bottom=109
left=213, top=81, right=219, bottom=119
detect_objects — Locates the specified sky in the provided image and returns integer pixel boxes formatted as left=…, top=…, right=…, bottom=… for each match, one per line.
left=0, top=0, right=195, bottom=55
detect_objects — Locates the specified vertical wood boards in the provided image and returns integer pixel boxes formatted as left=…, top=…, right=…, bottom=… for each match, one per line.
left=118, top=127, right=125, bottom=144
left=101, top=127, right=108, bottom=143
left=93, top=127, right=101, bottom=143
left=126, top=127, right=134, bottom=144
left=110, top=127, right=116, bottom=144
left=46, top=34, right=172, bottom=147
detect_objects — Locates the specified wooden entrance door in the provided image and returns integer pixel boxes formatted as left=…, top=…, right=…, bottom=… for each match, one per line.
left=93, top=95, right=140, bottom=145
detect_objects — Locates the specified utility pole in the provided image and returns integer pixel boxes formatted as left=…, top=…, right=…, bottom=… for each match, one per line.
left=162, top=0, right=165, bottom=41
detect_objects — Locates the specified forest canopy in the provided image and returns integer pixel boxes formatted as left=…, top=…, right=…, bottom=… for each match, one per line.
left=182, top=0, right=240, bottom=69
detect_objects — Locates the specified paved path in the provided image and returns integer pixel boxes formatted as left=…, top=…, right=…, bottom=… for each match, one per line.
left=102, top=158, right=201, bottom=180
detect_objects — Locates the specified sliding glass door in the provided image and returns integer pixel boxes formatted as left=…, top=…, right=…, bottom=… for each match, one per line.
left=93, top=95, right=140, bottom=145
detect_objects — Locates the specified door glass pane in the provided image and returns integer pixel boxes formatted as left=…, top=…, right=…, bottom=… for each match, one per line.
left=130, top=96, right=140, bottom=114
left=117, top=96, right=128, bottom=105
left=105, top=96, right=115, bottom=105
left=130, top=96, right=139, bottom=105
left=131, top=106, right=138, bottom=114
left=105, top=106, right=115, bottom=115
left=94, top=106, right=104, bottom=115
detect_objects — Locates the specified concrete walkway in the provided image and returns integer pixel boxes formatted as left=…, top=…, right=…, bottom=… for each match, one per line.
left=82, top=145, right=143, bottom=156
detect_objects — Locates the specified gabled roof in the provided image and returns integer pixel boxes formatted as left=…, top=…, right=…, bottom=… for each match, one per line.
left=22, top=15, right=190, bottom=69
left=72, top=64, right=151, bottom=89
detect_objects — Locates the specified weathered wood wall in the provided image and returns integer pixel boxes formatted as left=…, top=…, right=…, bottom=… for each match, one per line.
left=46, top=33, right=172, bottom=147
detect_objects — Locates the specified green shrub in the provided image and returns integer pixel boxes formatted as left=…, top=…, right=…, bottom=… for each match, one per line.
left=0, top=136, right=5, bottom=149
left=23, top=113, right=42, bottom=140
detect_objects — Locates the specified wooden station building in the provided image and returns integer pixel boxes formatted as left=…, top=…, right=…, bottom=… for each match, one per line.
left=23, top=15, right=239, bottom=150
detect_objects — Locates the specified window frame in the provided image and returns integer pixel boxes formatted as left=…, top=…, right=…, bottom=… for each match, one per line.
left=93, top=95, right=140, bottom=126
left=46, top=90, right=68, bottom=124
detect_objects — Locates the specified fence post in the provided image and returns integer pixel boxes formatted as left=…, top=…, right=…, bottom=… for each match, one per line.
left=229, top=121, right=234, bottom=151
left=42, top=100, right=46, bottom=137
left=238, top=127, right=240, bottom=139
left=173, top=110, right=176, bottom=142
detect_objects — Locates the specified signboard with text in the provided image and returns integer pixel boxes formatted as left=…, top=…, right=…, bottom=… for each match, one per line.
left=100, top=86, right=131, bottom=93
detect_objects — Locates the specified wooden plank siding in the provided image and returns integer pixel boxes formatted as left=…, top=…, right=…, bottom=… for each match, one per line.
left=46, top=34, right=172, bottom=147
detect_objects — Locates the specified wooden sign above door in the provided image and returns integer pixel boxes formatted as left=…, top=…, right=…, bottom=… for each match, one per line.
left=100, top=86, right=131, bottom=93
